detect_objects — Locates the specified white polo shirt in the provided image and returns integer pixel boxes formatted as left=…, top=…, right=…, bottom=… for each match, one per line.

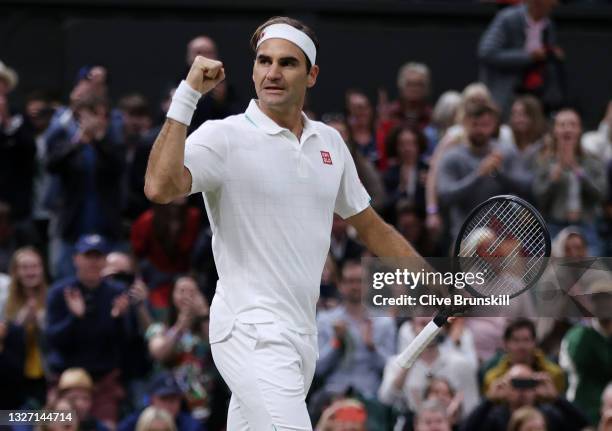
left=184, top=100, right=370, bottom=341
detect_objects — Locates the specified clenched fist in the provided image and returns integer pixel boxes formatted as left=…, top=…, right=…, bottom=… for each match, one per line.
left=186, top=55, right=226, bottom=95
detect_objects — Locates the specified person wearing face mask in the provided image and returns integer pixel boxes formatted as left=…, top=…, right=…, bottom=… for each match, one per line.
left=533, top=108, right=607, bottom=256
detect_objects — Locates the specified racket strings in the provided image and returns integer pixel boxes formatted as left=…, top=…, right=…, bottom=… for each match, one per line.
left=458, top=200, right=548, bottom=297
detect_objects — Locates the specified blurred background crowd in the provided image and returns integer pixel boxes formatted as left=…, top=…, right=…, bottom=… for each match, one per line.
left=1, top=0, right=612, bottom=430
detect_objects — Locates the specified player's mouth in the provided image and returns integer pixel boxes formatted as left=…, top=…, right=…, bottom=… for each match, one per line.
left=263, top=86, right=285, bottom=93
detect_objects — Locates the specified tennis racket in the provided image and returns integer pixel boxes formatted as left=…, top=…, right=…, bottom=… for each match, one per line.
left=396, top=195, right=551, bottom=369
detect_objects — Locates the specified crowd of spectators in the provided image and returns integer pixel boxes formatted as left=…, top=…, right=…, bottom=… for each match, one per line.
left=1, top=1, right=612, bottom=430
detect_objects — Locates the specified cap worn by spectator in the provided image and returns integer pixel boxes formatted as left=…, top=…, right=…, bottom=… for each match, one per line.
left=149, top=372, right=182, bottom=398
left=75, top=234, right=110, bottom=255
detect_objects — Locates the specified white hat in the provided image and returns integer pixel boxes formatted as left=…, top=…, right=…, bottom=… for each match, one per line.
left=0, top=61, right=18, bottom=92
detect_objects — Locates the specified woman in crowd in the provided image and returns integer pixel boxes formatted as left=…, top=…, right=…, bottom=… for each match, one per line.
left=534, top=108, right=607, bottom=256
left=507, top=95, right=548, bottom=202
left=4, top=246, right=47, bottom=406
left=423, top=90, right=462, bottom=160
left=146, top=275, right=227, bottom=426
left=383, top=125, right=428, bottom=222
left=345, top=89, right=379, bottom=163
left=131, top=198, right=201, bottom=313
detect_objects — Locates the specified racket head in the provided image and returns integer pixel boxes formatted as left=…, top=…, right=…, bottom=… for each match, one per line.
left=453, top=195, right=551, bottom=299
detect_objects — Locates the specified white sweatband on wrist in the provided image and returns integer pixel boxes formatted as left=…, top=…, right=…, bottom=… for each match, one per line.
left=166, top=80, right=202, bottom=126
left=256, top=23, right=317, bottom=66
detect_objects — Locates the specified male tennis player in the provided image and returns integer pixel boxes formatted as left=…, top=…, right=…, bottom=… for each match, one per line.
left=145, top=16, right=424, bottom=430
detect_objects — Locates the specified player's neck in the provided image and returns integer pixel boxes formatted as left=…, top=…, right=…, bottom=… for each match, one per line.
left=259, top=102, right=304, bottom=139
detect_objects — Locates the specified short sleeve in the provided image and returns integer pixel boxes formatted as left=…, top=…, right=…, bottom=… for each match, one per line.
left=184, top=121, right=229, bottom=194
left=334, top=136, right=371, bottom=219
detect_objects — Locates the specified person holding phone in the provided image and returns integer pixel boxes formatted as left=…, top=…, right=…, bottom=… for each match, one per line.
left=460, top=364, right=588, bottom=431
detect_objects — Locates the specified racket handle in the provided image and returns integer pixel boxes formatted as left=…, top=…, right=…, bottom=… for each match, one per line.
left=396, top=317, right=446, bottom=369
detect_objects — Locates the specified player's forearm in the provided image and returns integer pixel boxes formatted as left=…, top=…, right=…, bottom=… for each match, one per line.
left=144, top=119, right=189, bottom=203
left=361, top=221, right=421, bottom=258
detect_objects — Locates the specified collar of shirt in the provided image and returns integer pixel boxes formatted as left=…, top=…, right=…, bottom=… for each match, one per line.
left=245, top=99, right=318, bottom=142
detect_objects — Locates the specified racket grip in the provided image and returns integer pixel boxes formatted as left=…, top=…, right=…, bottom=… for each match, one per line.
left=396, top=319, right=445, bottom=369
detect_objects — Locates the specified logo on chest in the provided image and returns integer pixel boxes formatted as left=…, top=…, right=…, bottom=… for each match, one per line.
left=320, top=151, right=333, bottom=165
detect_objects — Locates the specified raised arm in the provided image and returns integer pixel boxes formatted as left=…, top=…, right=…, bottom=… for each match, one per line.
left=144, top=56, right=225, bottom=204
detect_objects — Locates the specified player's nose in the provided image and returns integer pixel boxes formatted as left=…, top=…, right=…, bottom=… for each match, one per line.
left=266, top=62, right=282, bottom=80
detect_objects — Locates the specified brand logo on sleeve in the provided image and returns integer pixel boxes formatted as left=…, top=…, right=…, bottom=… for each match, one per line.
left=320, top=151, right=333, bottom=165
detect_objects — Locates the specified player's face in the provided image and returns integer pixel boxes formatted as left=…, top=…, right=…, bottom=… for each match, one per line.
left=253, top=38, right=318, bottom=112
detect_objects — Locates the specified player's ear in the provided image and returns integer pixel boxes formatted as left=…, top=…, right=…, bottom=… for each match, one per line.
left=307, top=64, right=319, bottom=88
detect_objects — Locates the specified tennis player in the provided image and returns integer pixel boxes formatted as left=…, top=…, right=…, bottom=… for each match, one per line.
left=145, top=16, right=423, bottom=430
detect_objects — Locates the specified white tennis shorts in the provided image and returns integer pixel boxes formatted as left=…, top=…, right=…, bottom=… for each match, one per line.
left=211, top=320, right=318, bottom=430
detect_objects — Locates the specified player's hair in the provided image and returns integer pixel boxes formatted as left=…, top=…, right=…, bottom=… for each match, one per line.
left=250, top=16, right=320, bottom=72
left=503, top=318, right=536, bottom=341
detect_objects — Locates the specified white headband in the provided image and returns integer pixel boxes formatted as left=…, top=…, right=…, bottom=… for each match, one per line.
left=256, top=23, right=317, bottom=66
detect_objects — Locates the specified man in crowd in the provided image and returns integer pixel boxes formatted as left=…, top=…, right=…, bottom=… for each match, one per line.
left=46, top=95, right=125, bottom=278
left=560, top=279, right=612, bottom=425
left=316, top=260, right=396, bottom=400
left=57, top=368, right=109, bottom=431
left=478, top=0, right=565, bottom=117
left=461, top=363, right=588, bottom=431
left=483, top=318, right=565, bottom=394
left=436, top=99, right=526, bottom=237
left=117, top=371, right=203, bottom=431
left=46, top=234, right=133, bottom=426
left=183, top=35, right=239, bottom=132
